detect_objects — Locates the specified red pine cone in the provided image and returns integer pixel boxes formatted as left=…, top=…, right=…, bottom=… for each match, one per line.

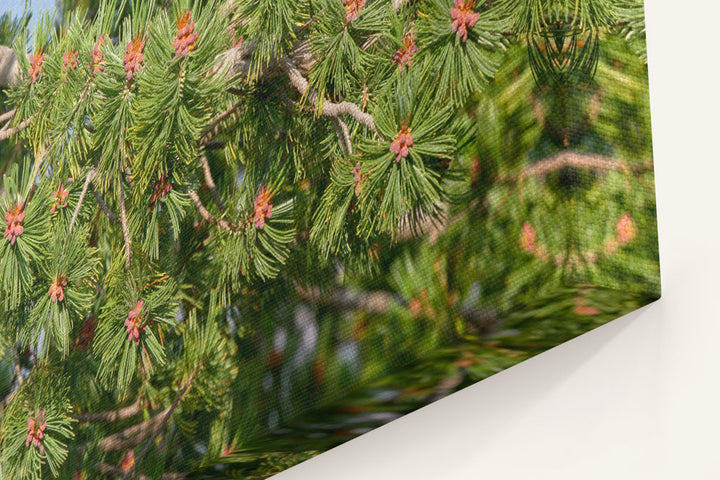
left=119, top=449, right=135, bottom=472
left=63, top=50, right=79, bottom=72
left=28, top=51, right=45, bottom=83
left=124, top=36, right=146, bottom=82
left=343, top=0, right=365, bottom=23
left=150, top=174, right=173, bottom=208
left=392, top=30, right=418, bottom=69
left=4, top=202, right=26, bottom=245
left=519, top=221, right=536, bottom=254
left=92, top=36, right=106, bottom=75
left=51, top=183, right=70, bottom=212
left=450, top=0, right=481, bottom=43
left=173, top=11, right=199, bottom=57
left=390, top=125, right=413, bottom=161
left=124, top=300, right=146, bottom=345
left=49, top=275, right=68, bottom=303
left=253, top=185, right=274, bottom=229
left=77, top=316, right=96, bottom=350
left=26, top=409, right=47, bottom=453
left=616, top=213, right=638, bottom=245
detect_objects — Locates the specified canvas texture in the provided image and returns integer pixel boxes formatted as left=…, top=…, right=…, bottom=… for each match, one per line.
left=0, top=1, right=658, bottom=479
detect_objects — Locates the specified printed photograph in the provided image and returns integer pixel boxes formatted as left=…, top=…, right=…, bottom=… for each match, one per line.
left=0, top=1, right=658, bottom=478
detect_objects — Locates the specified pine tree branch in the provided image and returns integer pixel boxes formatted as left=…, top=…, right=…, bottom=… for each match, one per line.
left=68, top=168, right=96, bottom=236
left=93, top=189, right=119, bottom=222
left=296, top=285, right=396, bottom=315
left=75, top=397, right=142, bottom=423
left=0, top=45, right=19, bottom=88
left=200, top=101, right=242, bottom=146
left=0, top=108, right=16, bottom=125
left=338, top=117, right=353, bottom=154
left=119, top=182, right=132, bottom=268
left=331, top=117, right=353, bottom=156
left=279, top=56, right=381, bottom=138
left=199, top=155, right=226, bottom=211
left=188, top=189, right=238, bottom=233
left=497, top=151, right=654, bottom=184
left=121, top=366, right=199, bottom=478
left=222, top=1, right=411, bottom=82
left=0, top=113, right=35, bottom=141
left=98, top=406, right=171, bottom=451
left=1, top=352, right=24, bottom=409
left=224, top=34, right=315, bottom=81
left=98, top=463, right=186, bottom=480
left=13, top=348, right=23, bottom=386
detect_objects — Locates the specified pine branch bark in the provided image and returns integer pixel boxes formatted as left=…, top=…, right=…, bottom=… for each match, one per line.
left=68, top=169, right=96, bottom=236
left=199, top=155, right=226, bottom=211
left=118, top=182, right=132, bottom=268
left=0, top=113, right=35, bottom=141
left=280, top=55, right=380, bottom=137
left=496, top=151, right=655, bottom=185
left=75, top=398, right=142, bottom=423
left=0, top=108, right=16, bottom=125
left=188, top=189, right=237, bottom=233
left=0, top=45, right=19, bottom=88
left=98, top=406, right=171, bottom=451
left=122, top=366, right=199, bottom=478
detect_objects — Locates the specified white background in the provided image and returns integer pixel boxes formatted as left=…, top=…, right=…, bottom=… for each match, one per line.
left=279, top=1, right=720, bottom=479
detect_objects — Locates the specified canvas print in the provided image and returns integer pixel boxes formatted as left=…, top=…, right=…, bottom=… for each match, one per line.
left=0, top=0, right=659, bottom=478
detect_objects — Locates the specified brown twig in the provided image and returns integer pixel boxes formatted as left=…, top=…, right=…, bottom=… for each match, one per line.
left=98, top=406, right=171, bottom=452
left=0, top=45, right=20, bottom=88
left=1, top=352, right=24, bottom=409
left=200, top=101, right=243, bottom=146
left=0, top=108, right=16, bottom=125
left=199, top=155, right=226, bottom=211
left=497, top=151, right=654, bottom=184
left=93, top=189, right=119, bottom=221
left=119, top=182, right=132, bottom=268
left=204, top=139, right=225, bottom=150
left=14, top=362, right=23, bottom=387
left=331, top=117, right=353, bottom=156
left=0, top=113, right=35, bottom=141
left=122, top=366, right=199, bottom=478
left=280, top=56, right=381, bottom=139
left=75, top=398, right=142, bottom=423
left=68, top=168, right=96, bottom=236
left=296, top=285, right=396, bottom=315
left=188, top=189, right=239, bottom=233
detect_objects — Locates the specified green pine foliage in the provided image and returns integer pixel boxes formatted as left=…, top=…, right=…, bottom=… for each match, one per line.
left=0, top=161, right=50, bottom=311
left=415, top=0, right=507, bottom=104
left=94, top=259, right=178, bottom=394
left=0, top=372, right=75, bottom=479
left=308, top=0, right=389, bottom=105
left=0, top=0, right=656, bottom=478
left=235, top=0, right=310, bottom=81
left=24, top=226, right=99, bottom=361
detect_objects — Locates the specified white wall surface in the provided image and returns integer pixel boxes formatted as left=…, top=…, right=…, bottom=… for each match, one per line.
left=278, top=1, right=720, bottom=478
